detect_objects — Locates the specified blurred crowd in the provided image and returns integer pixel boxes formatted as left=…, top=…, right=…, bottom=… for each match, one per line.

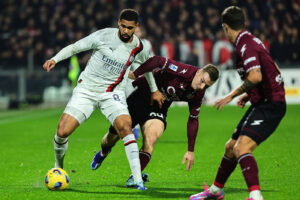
left=1, top=0, right=300, bottom=69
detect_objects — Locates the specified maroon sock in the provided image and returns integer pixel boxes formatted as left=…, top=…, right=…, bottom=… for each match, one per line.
left=139, top=151, right=151, bottom=171
left=214, top=155, right=237, bottom=188
left=238, top=153, right=260, bottom=192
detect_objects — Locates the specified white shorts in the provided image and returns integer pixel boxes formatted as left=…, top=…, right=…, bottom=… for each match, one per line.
left=63, top=86, right=129, bottom=124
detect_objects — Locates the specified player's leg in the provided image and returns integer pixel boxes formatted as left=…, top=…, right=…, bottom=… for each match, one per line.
left=54, top=113, right=79, bottom=168
left=99, top=91, right=145, bottom=190
left=233, top=135, right=261, bottom=200
left=190, top=105, right=256, bottom=200
left=234, top=101, right=286, bottom=200
left=91, top=127, right=120, bottom=170
left=139, top=119, right=164, bottom=171
left=113, top=114, right=145, bottom=189
left=54, top=87, right=96, bottom=168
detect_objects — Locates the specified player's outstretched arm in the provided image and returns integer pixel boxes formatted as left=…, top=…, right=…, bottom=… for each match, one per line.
left=43, top=59, right=56, bottom=72
left=214, top=68, right=262, bottom=111
left=182, top=151, right=194, bottom=171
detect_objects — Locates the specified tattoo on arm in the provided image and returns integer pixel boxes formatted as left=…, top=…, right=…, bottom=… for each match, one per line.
left=238, top=79, right=257, bottom=94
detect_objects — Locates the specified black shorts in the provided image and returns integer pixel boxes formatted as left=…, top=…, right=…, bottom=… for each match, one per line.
left=232, top=101, right=286, bottom=145
left=109, top=89, right=172, bottom=135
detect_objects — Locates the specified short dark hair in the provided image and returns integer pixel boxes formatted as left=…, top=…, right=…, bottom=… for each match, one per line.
left=202, top=64, right=219, bottom=82
left=221, top=6, right=245, bottom=30
left=119, top=9, right=139, bottom=23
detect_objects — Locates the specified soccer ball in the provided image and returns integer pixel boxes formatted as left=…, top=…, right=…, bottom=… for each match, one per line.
left=45, top=168, right=69, bottom=190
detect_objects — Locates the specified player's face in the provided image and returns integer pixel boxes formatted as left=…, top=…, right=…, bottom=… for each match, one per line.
left=118, top=19, right=138, bottom=43
left=192, top=70, right=215, bottom=91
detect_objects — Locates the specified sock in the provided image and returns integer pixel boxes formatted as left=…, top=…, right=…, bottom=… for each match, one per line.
left=122, top=134, right=142, bottom=184
left=250, top=190, right=263, bottom=200
left=212, top=155, right=237, bottom=191
left=54, top=133, right=68, bottom=168
left=238, top=153, right=260, bottom=193
left=139, top=151, right=151, bottom=171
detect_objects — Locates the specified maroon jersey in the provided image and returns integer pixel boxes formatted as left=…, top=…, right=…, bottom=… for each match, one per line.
left=235, top=30, right=285, bottom=104
left=133, top=56, right=205, bottom=151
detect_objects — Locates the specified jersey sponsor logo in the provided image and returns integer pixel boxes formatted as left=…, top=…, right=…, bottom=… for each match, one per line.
left=149, top=112, right=164, bottom=119
left=167, top=86, right=176, bottom=94
left=180, top=69, right=188, bottom=74
left=168, top=64, right=178, bottom=72
left=251, top=120, right=264, bottom=125
left=275, top=74, right=283, bottom=85
left=244, top=57, right=256, bottom=65
left=102, top=55, right=126, bottom=75
left=241, top=44, right=246, bottom=57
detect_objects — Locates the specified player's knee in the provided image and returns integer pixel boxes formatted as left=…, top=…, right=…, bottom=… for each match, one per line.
left=57, top=122, right=72, bottom=138
left=233, top=144, right=245, bottom=158
left=225, top=141, right=234, bottom=156
left=116, top=123, right=132, bottom=138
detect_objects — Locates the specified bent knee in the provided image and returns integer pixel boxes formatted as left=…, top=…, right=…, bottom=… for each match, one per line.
left=233, top=145, right=249, bottom=158
left=224, top=140, right=235, bottom=157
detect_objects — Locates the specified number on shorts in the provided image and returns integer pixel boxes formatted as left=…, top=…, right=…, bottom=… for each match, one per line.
left=113, top=94, right=120, bottom=101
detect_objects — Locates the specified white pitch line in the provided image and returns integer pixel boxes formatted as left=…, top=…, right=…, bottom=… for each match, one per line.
left=0, top=109, right=61, bottom=125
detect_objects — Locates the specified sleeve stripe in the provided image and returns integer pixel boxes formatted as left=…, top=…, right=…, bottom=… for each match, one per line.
left=244, top=56, right=256, bottom=65
left=246, top=65, right=261, bottom=73
left=162, top=57, right=168, bottom=69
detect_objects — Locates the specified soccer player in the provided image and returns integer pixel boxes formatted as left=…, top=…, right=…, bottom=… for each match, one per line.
left=42, top=9, right=164, bottom=190
left=90, top=55, right=219, bottom=187
left=189, top=6, right=286, bottom=200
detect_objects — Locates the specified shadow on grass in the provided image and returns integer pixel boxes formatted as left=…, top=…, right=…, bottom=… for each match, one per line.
left=64, top=185, right=277, bottom=199
left=64, top=184, right=201, bottom=199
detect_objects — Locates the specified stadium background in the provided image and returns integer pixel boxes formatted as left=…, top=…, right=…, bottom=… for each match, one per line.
left=0, top=1, right=300, bottom=200
left=0, top=0, right=300, bottom=107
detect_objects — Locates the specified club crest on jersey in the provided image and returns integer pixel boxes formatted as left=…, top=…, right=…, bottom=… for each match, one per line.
left=168, top=64, right=178, bottom=72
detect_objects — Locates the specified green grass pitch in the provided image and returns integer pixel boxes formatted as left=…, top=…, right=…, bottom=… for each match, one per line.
left=0, top=104, right=299, bottom=200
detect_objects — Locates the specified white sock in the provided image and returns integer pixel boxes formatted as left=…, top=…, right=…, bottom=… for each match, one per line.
left=122, top=134, right=142, bottom=184
left=210, top=184, right=223, bottom=194
left=54, top=133, right=68, bottom=168
left=250, top=190, right=263, bottom=200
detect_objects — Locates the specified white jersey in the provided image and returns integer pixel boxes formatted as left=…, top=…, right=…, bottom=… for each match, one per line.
left=52, top=28, right=153, bottom=93
left=126, top=38, right=154, bottom=97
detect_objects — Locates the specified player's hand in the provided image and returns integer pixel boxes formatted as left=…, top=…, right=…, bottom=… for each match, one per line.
left=128, top=71, right=136, bottom=80
left=150, top=90, right=165, bottom=108
left=214, top=95, right=233, bottom=111
left=182, top=151, right=194, bottom=171
left=43, top=59, right=56, bottom=72
left=237, top=93, right=250, bottom=108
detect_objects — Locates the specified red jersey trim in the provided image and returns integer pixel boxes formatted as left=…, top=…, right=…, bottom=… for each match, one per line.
left=106, top=40, right=144, bottom=92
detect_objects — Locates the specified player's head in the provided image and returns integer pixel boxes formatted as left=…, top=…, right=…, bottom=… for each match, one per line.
left=221, top=6, right=245, bottom=43
left=192, top=64, right=219, bottom=91
left=118, top=9, right=139, bottom=43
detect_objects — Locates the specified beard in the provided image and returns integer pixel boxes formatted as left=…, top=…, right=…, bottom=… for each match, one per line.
left=118, top=30, right=132, bottom=42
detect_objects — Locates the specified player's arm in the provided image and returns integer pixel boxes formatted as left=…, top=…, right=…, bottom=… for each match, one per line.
left=215, top=45, right=262, bottom=111
left=43, top=30, right=100, bottom=72
left=134, top=55, right=166, bottom=107
left=215, top=68, right=262, bottom=111
left=182, top=101, right=202, bottom=171
left=133, top=55, right=167, bottom=78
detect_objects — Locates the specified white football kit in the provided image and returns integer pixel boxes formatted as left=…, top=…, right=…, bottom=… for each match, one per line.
left=52, top=28, right=157, bottom=124
left=125, top=38, right=154, bottom=98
